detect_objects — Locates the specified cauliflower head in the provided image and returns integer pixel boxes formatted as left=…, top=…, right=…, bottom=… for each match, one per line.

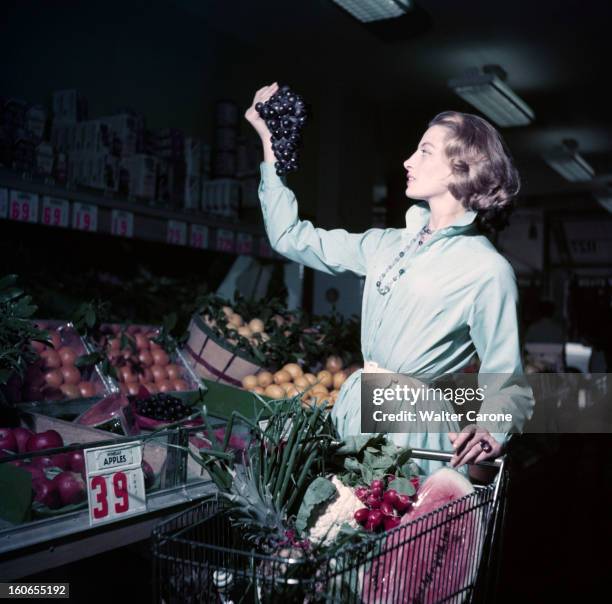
left=308, top=476, right=363, bottom=546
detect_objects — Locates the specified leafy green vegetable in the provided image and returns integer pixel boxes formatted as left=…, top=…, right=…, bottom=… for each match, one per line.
left=0, top=463, right=32, bottom=523
left=333, top=435, right=416, bottom=488
left=0, top=274, right=50, bottom=396
left=152, top=312, right=186, bottom=352
left=74, top=351, right=105, bottom=369
left=334, top=434, right=383, bottom=456
left=71, top=300, right=111, bottom=339
left=388, top=477, right=416, bottom=496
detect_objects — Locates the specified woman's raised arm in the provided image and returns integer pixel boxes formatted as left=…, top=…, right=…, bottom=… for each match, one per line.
left=258, top=162, right=387, bottom=276
left=245, top=82, right=388, bottom=276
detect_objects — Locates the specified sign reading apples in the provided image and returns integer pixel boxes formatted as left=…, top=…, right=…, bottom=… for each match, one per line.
left=84, top=442, right=147, bottom=526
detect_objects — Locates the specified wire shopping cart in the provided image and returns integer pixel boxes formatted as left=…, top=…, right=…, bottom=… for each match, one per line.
left=152, top=449, right=508, bottom=604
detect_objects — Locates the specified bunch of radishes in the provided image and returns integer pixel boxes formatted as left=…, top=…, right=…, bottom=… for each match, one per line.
left=353, top=476, right=420, bottom=532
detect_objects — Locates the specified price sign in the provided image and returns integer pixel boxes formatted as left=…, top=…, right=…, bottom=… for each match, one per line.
left=111, top=210, right=134, bottom=238
left=0, top=188, right=7, bottom=218
left=190, top=224, right=209, bottom=249
left=72, top=202, right=98, bottom=232
left=236, top=232, right=254, bottom=255
left=167, top=220, right=187, bottom=245
left=259, top=237, right=273, bottom=258
left=9, top=191, right=39, bottom=223
left=84, top=442, right=147, bottom=527
left=216, top=229, right=235, bottom=253
left=41, top=196, right=69, bottom=227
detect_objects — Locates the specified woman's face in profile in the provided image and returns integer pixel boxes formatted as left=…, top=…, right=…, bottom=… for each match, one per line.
left=403, top=125, right=454, bottom=202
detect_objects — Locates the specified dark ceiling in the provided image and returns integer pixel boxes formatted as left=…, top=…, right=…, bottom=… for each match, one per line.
left=177, top=0, right=612, bottom=203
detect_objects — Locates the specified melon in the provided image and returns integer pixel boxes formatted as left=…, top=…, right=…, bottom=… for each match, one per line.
left=362, top=468, right=480, bottom=604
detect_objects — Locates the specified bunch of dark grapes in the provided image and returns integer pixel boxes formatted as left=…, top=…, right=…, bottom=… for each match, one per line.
left=133, top=393, right=190, bottom=422
left=255, top=84, right=308, bottom=176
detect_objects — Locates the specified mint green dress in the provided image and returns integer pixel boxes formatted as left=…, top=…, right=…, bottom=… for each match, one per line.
left=258, top=162, right=534, bottom=474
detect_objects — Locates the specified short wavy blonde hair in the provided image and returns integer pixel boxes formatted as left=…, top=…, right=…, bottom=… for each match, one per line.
left=429, top=111, right=520, bottom=233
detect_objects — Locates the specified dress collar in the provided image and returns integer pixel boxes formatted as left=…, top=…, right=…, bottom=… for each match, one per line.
left=403, top=201, right=478, bottom=238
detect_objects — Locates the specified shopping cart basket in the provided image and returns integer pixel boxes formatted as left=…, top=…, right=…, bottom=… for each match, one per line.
left=152, top=449, right=508, bottom=604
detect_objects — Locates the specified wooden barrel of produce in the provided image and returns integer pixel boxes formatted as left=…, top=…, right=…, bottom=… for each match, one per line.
left=182, top=314, right=265, bottom=387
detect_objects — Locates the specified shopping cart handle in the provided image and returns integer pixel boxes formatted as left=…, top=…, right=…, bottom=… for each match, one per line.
left=410, top=448, right=503, bottom=468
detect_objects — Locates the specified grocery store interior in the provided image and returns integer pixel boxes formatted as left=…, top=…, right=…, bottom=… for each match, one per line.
left=1, top=1, right=611, bottom=602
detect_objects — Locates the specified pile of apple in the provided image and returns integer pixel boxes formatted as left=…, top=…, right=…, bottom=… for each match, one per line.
left=241, top=355, right=353, bottom=407
left=1, top=426, right=155, bottom=510
left=353, top=476, right=420, bottom=532
left=1, top=427, right=86, bottom=509
left=102, top=326, right=193, bottom=395
left=27, top=327, right=98, bottom=401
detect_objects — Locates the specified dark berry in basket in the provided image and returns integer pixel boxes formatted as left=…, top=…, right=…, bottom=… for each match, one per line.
left=132, top=393, right=191, bottom=422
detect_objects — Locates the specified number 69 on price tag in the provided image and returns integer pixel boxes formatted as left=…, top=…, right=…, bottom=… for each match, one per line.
left=84, top=442, right=147, bottom=527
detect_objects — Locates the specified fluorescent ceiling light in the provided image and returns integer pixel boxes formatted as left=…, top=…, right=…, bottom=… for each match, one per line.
left=332, top=0, right=413, bottom=22
left=594, top=192, right=612, bottom=213
left=448, top=66, right=535, bottom=128
left=543, top=139, right=595, bottom=182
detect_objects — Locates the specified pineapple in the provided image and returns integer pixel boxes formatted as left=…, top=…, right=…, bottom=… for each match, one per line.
left=219, top=464, right=287, bottom=551
left=196, top=396, right=337, bottom=548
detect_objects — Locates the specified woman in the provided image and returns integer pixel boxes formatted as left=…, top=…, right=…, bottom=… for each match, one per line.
left=245, top=82, right=534, bottom=474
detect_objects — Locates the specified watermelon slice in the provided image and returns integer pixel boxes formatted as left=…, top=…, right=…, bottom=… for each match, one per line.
left=362, top=468, right=482, bottom=604
left=75, top=393, right=139, bottom=436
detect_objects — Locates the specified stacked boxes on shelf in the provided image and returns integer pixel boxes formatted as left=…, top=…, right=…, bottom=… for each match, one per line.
left=68, top=120, right=120, bottom=191
left=236, top=134, right=261, bottom=210
left=2, top=87, right=262, bottom=226
left=51, top=92, right=83, bottom=156
left=0, top=97, right=11, bottom=167
left=50, top=90, right=88, bottom=183
left=183, top=137, right=211, bottom=211
left=212, top=100, right=238, bottom=179
left=50, top=120, right=76, bottom=153
left=121, top=154, right=157, bottom=200
left=148, top=128, right=186, bottom=208
left=99, top=112, right=148, bottom=198
left=35, top=142, right=54, bottom=176
left=202, top=179, right=240, bottom=220
left=1, top=98, right=35, bottom=172
left=68, top=152, right=120, bottom=191
left=99, top=112, right=144, bottom=157
left=204, top=101, right=240, bottom=219
left=52, top=89, right=88, bottom=123
left=25, top=105, right=47, bottom=143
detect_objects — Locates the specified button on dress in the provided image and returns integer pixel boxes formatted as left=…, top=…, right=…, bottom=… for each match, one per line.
left=258, top=162, right=535, bottom=474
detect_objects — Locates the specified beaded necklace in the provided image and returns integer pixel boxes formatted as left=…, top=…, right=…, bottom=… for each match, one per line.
left=375, top=225, right=433, bottom=296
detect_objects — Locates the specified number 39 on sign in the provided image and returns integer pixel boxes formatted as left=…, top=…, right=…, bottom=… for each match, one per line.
left=84, top=442, right=147, bottom=526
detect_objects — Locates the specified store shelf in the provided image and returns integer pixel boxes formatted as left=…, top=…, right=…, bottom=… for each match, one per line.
left=0, top=168, right=280, bottom=260
left=0, top=480, right=216, bottom=580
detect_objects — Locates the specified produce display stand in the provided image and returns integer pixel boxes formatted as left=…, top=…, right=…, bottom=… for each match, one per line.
left=0, top=378, right=271, bottom=581
left=152, top=451, right=507, bottom=604
left=0, top=425, right=214, bottom=581
left=0, top=477, right=215, bottom=580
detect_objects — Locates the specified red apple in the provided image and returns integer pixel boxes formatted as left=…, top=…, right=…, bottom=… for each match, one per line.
left=12, top=427, right=33, bottom=454
left=0, top=428, right=17, bottom=453
left=25, top=430, right=64, bottom=453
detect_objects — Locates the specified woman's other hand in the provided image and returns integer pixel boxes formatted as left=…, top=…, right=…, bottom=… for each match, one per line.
left=448, top=424, right=503, bottom=467
left=244, top=82, right=279, bottom=141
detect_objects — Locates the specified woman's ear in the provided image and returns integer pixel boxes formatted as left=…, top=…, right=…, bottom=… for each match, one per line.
left=442, top=167, right=455, bottom=188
